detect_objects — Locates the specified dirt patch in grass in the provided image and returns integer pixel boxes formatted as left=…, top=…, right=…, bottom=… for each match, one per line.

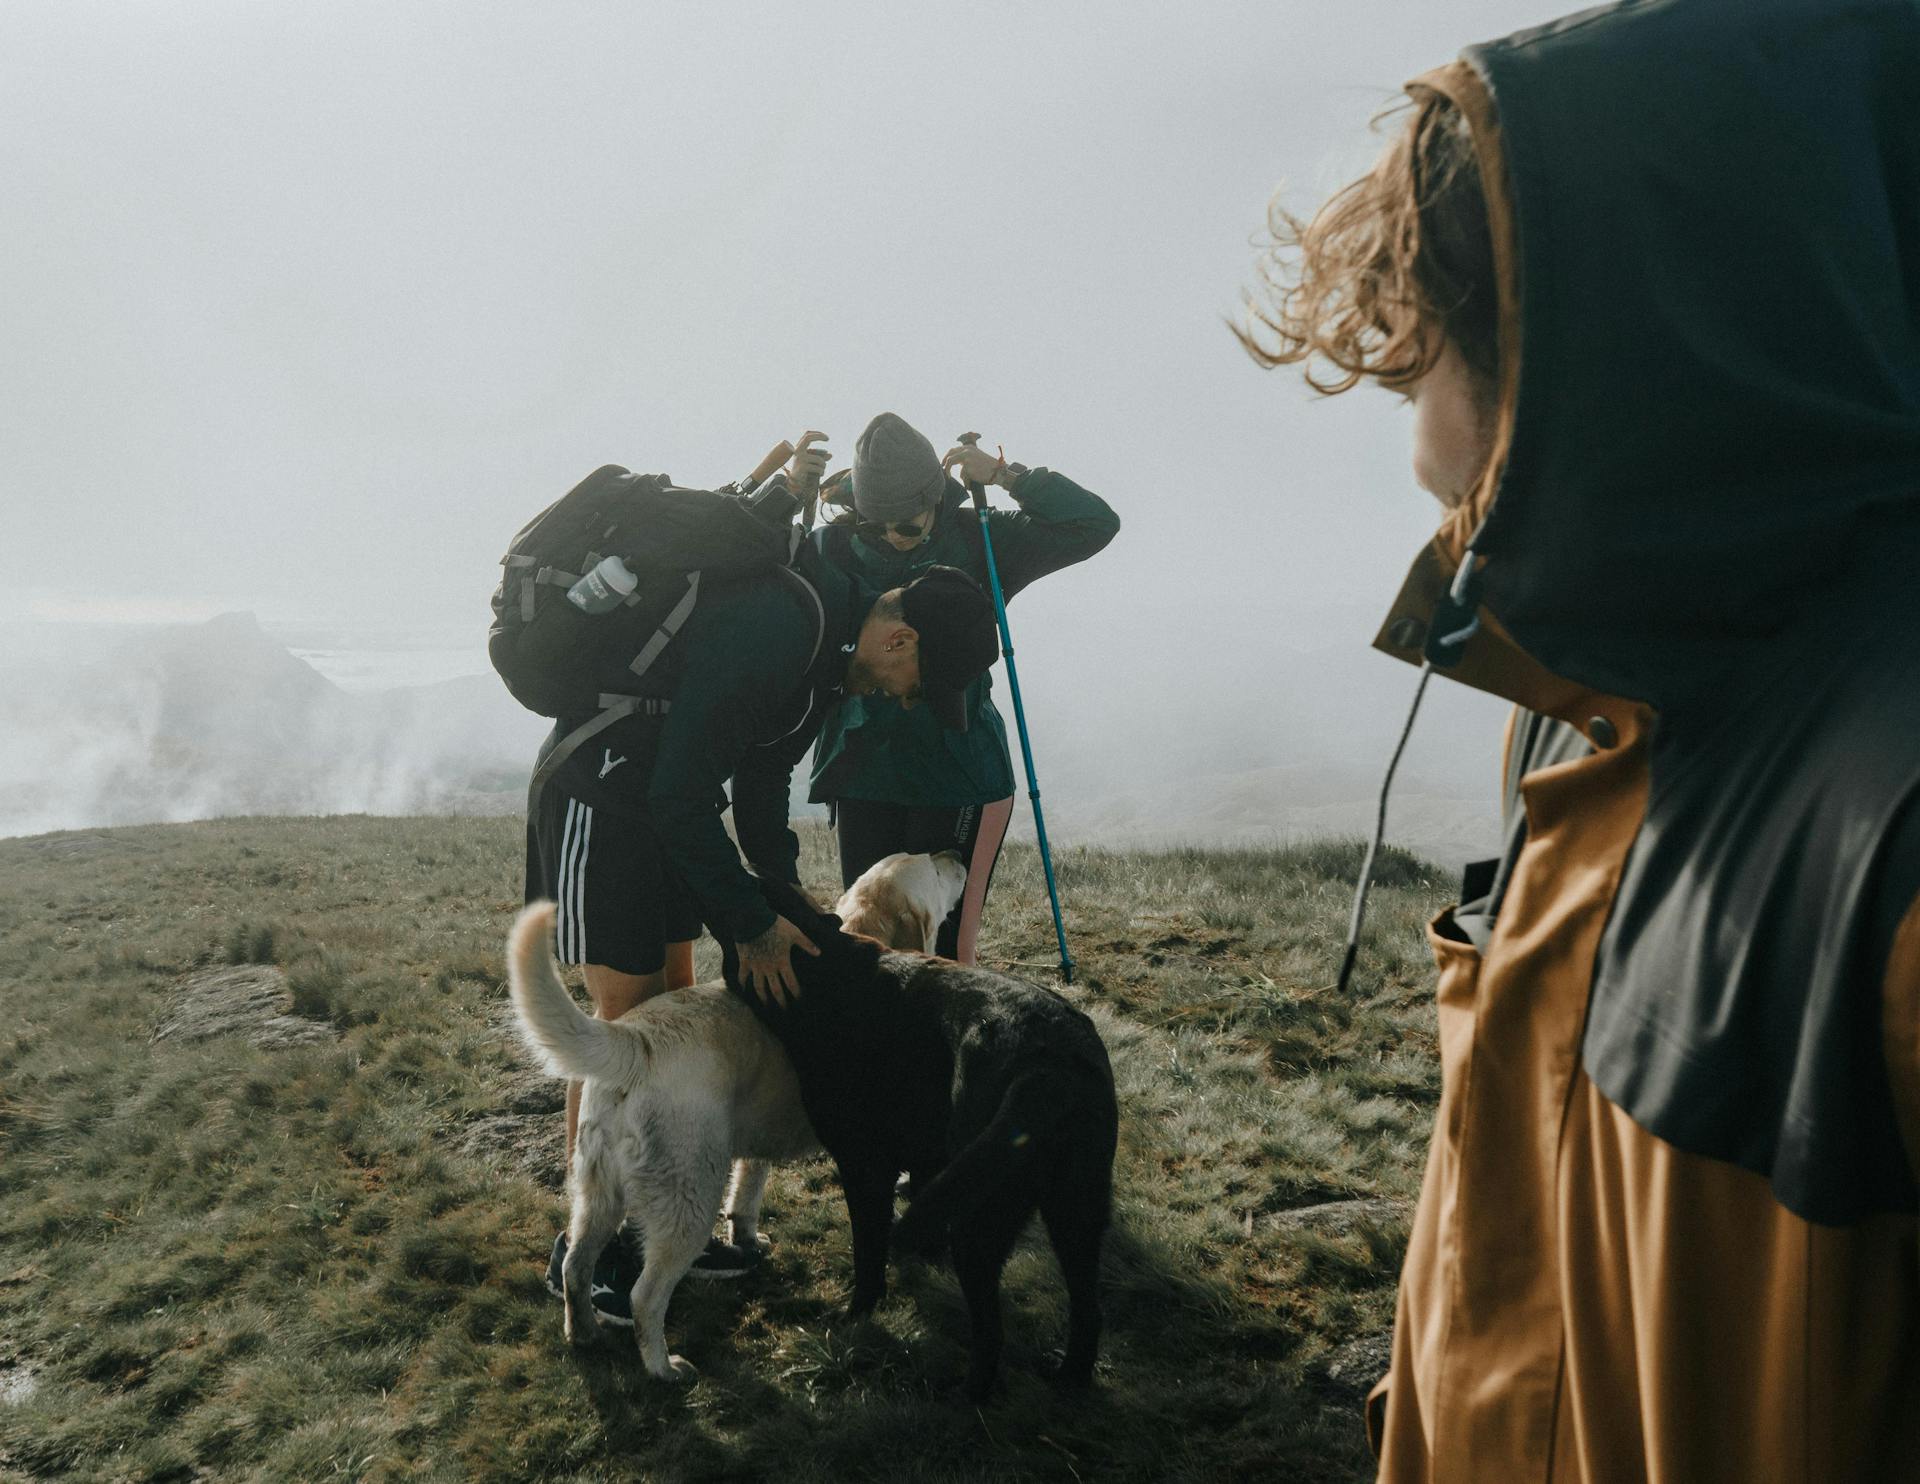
left=15, top=831, right=136, bottom=861
left=454, top=1113, right=564, bottom=1191
left=1272, top=1197, right=1412, bottom=1236
left=152, top=964, right=336, bottom=1051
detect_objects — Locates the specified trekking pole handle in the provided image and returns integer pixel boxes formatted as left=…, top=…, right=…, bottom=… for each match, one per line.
left=956, top=431, right=991, bottom=512
left=747, top=440, right=795, bottom=488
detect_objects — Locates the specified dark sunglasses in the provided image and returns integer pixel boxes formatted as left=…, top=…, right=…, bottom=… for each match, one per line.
left=855, top=510, right=935, bottom=542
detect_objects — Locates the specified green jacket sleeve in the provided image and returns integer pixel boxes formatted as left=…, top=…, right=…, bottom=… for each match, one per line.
left=980, top=469, right=1119, bottom=600
left=731, top=706, right=823, bottom=890
left=643, top=592, right=814, bottom=946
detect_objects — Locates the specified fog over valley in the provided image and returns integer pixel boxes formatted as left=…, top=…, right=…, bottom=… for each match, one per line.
left=0, top=609, right=1506, bottom=868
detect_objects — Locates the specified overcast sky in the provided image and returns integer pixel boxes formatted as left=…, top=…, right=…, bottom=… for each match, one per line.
left=2, top=0, right=1553, bottom=641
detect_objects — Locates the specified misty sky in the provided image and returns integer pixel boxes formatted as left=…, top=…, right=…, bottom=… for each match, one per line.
left=1, top=0, right=1558, bottom=838
left=2, top=0, right=1553, bottom=625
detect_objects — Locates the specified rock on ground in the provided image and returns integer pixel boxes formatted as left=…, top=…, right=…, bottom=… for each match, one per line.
left=492, top=1065, right=566, bottom=1117
left=1318, top=1330, right=1394, bottom=1408
left=153, top=965, right=335, bottom=1050
left=0, top=1361, right=38, bottom=1406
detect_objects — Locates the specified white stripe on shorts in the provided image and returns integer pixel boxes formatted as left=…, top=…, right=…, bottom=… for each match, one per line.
left=557, top=798, right=593, bottom=965
left=573, top=802, right=593, bottom=963
left=555, top=800, right=576, bottom=963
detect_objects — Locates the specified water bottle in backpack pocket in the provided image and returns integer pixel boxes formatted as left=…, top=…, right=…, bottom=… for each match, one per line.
left=567, top=554, right=639, bottom=614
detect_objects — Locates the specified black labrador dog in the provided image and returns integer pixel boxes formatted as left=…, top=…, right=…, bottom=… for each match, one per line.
left=722, top=877, right=1118, bottom=1400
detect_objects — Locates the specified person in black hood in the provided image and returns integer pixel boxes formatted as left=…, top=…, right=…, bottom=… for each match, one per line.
left=1243, top=1, right=1920, bottom=1479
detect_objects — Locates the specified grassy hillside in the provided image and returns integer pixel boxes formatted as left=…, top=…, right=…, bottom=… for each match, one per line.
left=0, top=816, right=1450, bottom=1483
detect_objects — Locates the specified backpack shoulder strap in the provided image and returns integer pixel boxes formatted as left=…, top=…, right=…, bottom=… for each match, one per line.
left=774, top=565, right=828, bottom=671
left=626, top=573, right=702, bottom=686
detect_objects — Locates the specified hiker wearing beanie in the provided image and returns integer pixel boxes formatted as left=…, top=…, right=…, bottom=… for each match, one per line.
left=811, top=412, right=1118, bottom=963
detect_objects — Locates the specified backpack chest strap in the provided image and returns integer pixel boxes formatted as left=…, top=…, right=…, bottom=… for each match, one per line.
left=525, top=696, right=673, bottom=811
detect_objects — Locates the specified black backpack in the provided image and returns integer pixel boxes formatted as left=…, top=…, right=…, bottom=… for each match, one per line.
left=489, top=465, right=824, bottom=801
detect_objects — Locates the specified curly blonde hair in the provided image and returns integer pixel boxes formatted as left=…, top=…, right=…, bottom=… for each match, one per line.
left=1239, top=87, right=1497, bottom=394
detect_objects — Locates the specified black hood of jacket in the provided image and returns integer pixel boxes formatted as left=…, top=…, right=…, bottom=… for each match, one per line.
left=1467, top=0, right=1920, bottom=709
left=1386, top=0, right=1920, bottom=1225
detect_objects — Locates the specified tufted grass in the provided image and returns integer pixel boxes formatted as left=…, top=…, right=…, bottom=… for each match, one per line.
left=0, top=815, right=1450, bottom=1483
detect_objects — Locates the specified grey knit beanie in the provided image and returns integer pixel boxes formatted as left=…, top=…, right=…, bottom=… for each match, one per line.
left=851, top=412, right=944, bottom=523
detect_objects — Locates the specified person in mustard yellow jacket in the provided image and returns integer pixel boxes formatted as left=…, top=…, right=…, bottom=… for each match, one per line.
left=1242, top=2, right=1920, bottom=1479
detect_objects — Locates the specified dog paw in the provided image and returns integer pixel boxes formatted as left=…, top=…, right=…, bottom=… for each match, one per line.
left=563, top=1298, right=603, bottom=1347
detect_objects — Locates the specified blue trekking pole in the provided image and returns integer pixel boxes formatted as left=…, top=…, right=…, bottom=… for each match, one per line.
left=956, top=432, right=1075, bottom=983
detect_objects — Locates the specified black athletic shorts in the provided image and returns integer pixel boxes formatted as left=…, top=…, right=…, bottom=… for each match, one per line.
left=524, top=787, right=704, bottom=976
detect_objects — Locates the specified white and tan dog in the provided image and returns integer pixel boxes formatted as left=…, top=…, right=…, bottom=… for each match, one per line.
left=506, top=850, right=967, bottom=1380
left=835, top=850, right=969, bottom=952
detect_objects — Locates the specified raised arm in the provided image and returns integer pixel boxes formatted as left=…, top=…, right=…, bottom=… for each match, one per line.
left=940, top=440, right=1119, bottom=600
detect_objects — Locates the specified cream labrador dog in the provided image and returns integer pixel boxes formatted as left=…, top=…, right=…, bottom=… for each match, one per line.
left=506, top=849, right=967, bottom=1380
left=835, top=850, right=969, bottom=951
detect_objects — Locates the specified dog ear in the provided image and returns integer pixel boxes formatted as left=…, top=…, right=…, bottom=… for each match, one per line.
left=868, top=878, right=932, bottom=952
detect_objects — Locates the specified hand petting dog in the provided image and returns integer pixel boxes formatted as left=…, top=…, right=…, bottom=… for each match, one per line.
left=736, top=912, right=820, bottom=1007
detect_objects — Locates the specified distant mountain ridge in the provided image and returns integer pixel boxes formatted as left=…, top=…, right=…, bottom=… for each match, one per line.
left=0, top=614, right=544, bottom=836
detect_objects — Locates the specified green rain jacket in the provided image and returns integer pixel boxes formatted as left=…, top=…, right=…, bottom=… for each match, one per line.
left=808, top=468, right=1117, bottom=806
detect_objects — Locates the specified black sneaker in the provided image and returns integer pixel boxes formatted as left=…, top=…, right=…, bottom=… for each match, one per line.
left=589, top=1231, right=646, bottom=1327
left=686, top=1234, right=762, bottom=1281
left=545, top=1229, right=646, bottom=1326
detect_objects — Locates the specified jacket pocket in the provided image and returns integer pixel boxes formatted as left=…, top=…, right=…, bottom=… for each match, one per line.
left=1429, top=907, right=1484, bottom=1147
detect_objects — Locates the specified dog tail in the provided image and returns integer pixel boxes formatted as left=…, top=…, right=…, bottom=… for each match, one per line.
left=507, top=902, right=651, bottom=1086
